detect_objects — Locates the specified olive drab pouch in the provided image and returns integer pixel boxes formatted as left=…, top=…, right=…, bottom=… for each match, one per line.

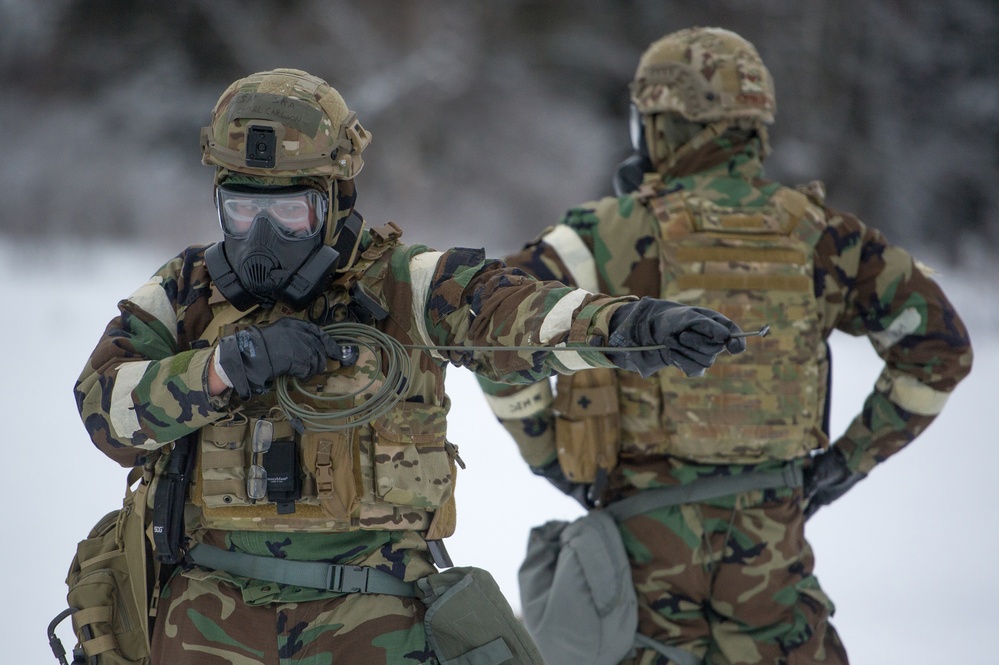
left=416, top=567, right=545, bottom=665
left=553, top=368, right=620, bottom=483
left=518, top=512, right=637, bottom=665
left=60, top=470, right=154, bottom=665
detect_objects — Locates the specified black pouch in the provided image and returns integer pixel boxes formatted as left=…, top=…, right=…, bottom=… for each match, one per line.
left=264, top=439, right=301, bottom=514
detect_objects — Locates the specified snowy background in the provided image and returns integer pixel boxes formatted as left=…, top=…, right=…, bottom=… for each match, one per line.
left=2, top=1, right=997, bottom=662
left=0, top=237, right=995, bottom=664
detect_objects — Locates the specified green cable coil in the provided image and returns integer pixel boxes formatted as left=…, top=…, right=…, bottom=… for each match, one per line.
left=274, top=323, right=411, bottom=432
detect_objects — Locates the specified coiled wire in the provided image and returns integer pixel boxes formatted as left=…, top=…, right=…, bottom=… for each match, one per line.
left=272, top=322, right=591, bottom=431
left=275, top=323, right=410, bottom=432
left=272, top=321, right=758, bottom=431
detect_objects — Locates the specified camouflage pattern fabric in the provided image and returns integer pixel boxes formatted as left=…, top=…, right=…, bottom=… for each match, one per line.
left=481, top=135, right=973, bottom=488
left=74, top=222, right=626, bottom=468
left=75, top=216, right=633, bottom=661
left=151, top=569, right=436, bottom=664
left=630, top=27, right=775, bottom=123
left=478, top=134, right=972, bottom=663
left=201, top=68, right=369, bottom=180
left=617, top=487, right=847, bottom=665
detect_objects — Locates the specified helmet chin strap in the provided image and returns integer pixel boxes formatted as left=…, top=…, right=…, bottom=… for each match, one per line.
left=324, top=179, right=363, bottom=273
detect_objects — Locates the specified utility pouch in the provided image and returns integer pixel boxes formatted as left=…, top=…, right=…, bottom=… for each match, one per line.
left=553, top=368, right=620, bottom=483
left=263, top=439, right=302, bottom=513
left=195, top=415, right=250, bottom=508
left=302, top=429, right=358, bottom=520
left=55, top=471, right=153, bottom=665
left=416, top=567, right=545, bottom=665
left=518, top=512, right=637, bottom=665
left=371, top=403, right=452, bottom=509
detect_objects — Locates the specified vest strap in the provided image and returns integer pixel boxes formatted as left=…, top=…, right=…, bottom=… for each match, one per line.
left=605, top=462, right=803, bottom=523
left=187, top=544, right=417, bottom=597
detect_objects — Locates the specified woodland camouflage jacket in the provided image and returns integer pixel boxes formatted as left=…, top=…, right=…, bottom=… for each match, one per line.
left=479, top=140, right=973, bottom=493
left=74, top=220, right=631, bottom=582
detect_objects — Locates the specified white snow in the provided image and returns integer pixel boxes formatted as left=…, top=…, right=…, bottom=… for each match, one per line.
left=2, top=238, right=994, bottom=663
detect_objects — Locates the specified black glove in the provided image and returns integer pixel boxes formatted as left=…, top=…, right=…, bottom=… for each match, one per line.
left=606, top=298, right=746, bottom=378
left=217, top=318, right=344, bottom=399
left=802, top=447, right=866, bottom=520
left=531, top=459, right=594, bottom=510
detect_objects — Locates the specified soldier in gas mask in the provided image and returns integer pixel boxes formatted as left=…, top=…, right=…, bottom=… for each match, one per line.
left=72, top=68, right=746, bottom=664
left=479, top=28, right=973, bottom=665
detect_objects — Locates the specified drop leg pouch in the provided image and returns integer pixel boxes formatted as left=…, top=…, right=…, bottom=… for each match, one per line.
left=416, top=566, right=545, bottom=665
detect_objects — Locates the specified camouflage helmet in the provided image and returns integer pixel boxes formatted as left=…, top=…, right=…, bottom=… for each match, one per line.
left=630, top=27, right=776, bottom=124
left=201, top=68, right=370, bottom=180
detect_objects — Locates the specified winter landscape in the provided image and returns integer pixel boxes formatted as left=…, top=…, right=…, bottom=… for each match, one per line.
left=0, top=238, right=995, bottom=663
left=3, top=2, right=997, bottom=663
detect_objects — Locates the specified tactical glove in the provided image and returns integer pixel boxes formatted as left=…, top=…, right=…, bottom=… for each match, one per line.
left=802, top=447, right=866, bottom=520
left=217, top=318, right=345, bottom=399
left=531, top=459, right=594, bottom=510
left=606, top=298, right=746, bottom=378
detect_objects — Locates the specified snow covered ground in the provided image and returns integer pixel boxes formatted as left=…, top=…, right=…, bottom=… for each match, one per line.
left=2, top=238, right=995, bottom=663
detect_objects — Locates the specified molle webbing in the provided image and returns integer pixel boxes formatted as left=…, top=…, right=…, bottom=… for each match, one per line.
left=638, top=179, right=828, bottom=464
left=187, top=543, right=417, bottom=597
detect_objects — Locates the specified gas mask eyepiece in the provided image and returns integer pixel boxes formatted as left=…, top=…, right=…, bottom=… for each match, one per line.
left=207, top=183, right=339, bottom=311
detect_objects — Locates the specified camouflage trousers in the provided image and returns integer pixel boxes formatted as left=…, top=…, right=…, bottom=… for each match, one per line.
left=617, top=488, right=848, bottom=665
left=150, top=568, right=439, bottom=664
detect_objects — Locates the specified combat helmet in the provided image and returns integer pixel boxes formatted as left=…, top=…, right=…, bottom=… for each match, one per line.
left=622, top=27, right=775, bottom=183
left=201, top=67, right=369, bottom=180
left=630, top=27, right=775, bottom=124
left=201, top=69, right=370, bottom=311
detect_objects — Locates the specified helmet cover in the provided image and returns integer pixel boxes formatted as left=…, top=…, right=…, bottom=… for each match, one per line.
left=630, top=27, right=775, bottom=124
left=201, top=68, right=370, bottom=179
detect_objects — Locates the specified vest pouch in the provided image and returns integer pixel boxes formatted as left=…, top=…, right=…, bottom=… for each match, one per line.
left=371, top=403, right=452, bottom=509
left=195, top=416, right=250, bottom=509
left=417, top=566, right=545, bottom=665
left=518, top=512, right=637, bottom=665
left=615, top=370, right=670, bottom=456
left=553, top=368, right=620, bottom=483
left=64, top=479, right=152, bottom=665
left=301, top=429, right=358, bottom=520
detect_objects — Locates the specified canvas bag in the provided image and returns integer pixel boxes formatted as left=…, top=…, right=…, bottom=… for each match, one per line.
left=518, top=511, right=637, bottom=665
left=416, top=566, right=546, bottom=665
left=518, top=468, right=805, bottom=665
left=59, top=469, right=154, bottom=665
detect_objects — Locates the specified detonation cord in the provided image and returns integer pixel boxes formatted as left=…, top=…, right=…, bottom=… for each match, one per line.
left=275, top=322, right=767, bottom=432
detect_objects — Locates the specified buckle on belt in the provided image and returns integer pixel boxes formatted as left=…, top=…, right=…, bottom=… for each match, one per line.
left=327, top=565, right=370, bottom=593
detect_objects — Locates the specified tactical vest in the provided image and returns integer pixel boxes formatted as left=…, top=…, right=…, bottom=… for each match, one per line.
left=186, top=223, right=459, bottom=541
left=621, top=177, right=830, bottom=464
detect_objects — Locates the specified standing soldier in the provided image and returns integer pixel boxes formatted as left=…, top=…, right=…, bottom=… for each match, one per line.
left=72, top=68, right=745, bottom=665
left=478, top=27, right=973, bottom=665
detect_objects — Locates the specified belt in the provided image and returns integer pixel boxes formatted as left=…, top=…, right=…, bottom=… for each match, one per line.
left=605, top=462, right=803, bottom=522
left=186, top=543, right=418, bottom=597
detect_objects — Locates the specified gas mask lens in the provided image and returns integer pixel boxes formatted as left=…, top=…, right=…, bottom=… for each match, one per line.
left=217, top=185, right=327, bottom=240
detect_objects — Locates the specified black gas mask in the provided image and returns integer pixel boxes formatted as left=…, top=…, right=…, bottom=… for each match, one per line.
left=206, top=184, right=340, bottom=311
left=612, top=104, right=654, bottom=197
